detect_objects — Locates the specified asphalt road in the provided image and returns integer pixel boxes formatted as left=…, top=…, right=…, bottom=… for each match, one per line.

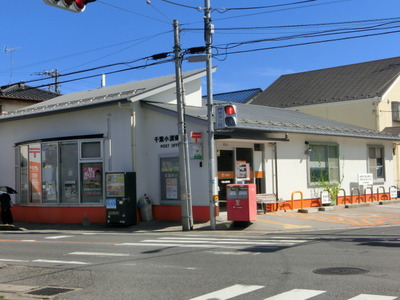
left=0, top=223, right=399, bottom=299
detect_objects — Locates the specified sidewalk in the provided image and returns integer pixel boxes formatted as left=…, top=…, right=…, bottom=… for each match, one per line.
left=1, top=199, right=400, bottom=234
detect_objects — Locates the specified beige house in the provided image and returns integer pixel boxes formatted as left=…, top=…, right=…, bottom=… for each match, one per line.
left=0, top=83, right=59, bottom=114
left=250, top=56, right=400, bottom=187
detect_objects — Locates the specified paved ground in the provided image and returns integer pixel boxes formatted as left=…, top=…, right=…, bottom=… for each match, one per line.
left=1, top=199, right=399, bottom=234
left=0, top=200, right=400, bottom=299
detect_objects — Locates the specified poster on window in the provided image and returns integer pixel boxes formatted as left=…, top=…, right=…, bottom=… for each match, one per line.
left=82, top=165, right=102, bottom=196
left=166, top=177, right=178, bottom=199
left=64, top=181, right=77, bottom=202
left=29, top=144, right=42, bottom=203
left=160, top=157, right=179, bottom=200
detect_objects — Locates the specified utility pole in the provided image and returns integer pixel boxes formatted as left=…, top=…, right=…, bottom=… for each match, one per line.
left=174, top=19, right=193, bottom=231
left=204, top=0, right=217, bottom=230
left=37, top=69, right=60, bottom=93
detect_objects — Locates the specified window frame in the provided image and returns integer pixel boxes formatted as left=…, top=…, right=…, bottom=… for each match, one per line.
left=367, top=145, right=385, bottom=183
left=308, top=142, right=340, bottom=185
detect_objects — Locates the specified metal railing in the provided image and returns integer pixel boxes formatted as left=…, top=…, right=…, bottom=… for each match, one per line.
left=351, top=187, right=361, bottom=204
left=291, top=191, right=303, bottom=210
left=338, top=188, right=346, bottom=205
left=376, top=186, right=385, bottom=201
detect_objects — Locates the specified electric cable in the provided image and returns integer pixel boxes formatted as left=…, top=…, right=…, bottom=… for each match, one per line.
left=12, top=58, right=174, bottom=91
left=213, top=29, right=400, bottom=57
left=214, top=21, right=400, bottom=50
left=96, top=0, right=171, bottom=24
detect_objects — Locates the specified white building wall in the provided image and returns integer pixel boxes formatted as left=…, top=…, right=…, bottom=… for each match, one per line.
left=0, top=104, right=134, bottom=194
left=276, top=134, right=395, bottom=201
left=136, top=104, right=209, bottom=206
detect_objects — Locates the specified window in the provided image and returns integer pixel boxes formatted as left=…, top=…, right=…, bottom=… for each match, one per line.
left=160, top=156, right=180, bottom=200
left=309, top=144, right=339, bottom=184
left=392, top=102, right=400, bottom=121
left=16, top=139, right=104, bottom=205
left=368, top=146, right=385, bottom=181
left=81, top=141, right=102, bottom=159
left=42, top=142, right=58, bottom=203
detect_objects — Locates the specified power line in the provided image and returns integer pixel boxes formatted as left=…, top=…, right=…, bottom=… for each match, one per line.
left=97, top=0, right=171, bottom=24
left=212, top=29, right=400, bottom=57
left=15, top=57, right=174, bottom=91
left=212, top=0, right=353, bottom=22
left=185, top=17, right=400, bottom=32
left=20, top=53, right=174, bottom=86
left=218, top=0, right=318, bottom=11
left=0, top=30, right=172, bottom=75
left=213, top=21, right=400, bottom=49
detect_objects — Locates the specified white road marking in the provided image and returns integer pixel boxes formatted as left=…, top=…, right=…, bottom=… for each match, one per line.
left=190, top=284, right=264, bottom=300
left=32, top=259, right=89, bottom=265
left=119, top=242, right=233, bottom=248
left=348, top=294, right=397, bottom=300
left=69, top=252, right=130, bottom=257
left=45, top=235, right=72, bottom=239
left=205, top=251, right=252, bottom=255
left=0, top=258, right=29, bottom=262
left=264, top=288, right=325, bottom=300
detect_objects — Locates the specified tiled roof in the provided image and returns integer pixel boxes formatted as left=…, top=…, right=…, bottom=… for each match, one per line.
left=0, top=69, right=206, bottom=120
left=251, top=56, right=400, bottom=108
left=146, top=101, right=400, bottom=141
left=203, top=88, right=262, bottom=103
left=0, top=83, right=59, bottom=101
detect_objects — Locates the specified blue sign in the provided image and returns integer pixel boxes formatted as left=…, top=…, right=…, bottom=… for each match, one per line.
left=106, top=198, right=117, bottom=209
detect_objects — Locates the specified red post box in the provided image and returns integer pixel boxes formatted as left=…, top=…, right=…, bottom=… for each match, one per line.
left=226, top=184, right=257, bottom=222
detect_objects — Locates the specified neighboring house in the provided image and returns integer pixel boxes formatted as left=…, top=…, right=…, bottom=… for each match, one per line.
left=203, top=88, right=262, bottom=104
left=250, top=56, right=400, bottom=187
left=0, top=68, right=398, bottom=225
left=0, top=83, right=59, bottom=114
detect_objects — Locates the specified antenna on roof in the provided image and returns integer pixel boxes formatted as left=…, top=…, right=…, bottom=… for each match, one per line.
left=4, top=45, right=21, bottom=84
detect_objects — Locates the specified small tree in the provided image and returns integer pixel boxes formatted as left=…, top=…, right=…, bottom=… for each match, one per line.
left=318, top=177, right=342, bottom=205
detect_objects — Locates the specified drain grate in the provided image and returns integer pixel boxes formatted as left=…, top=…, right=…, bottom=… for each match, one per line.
left=313, top=267, right=369, bottom=275
left=26, top=287, right=76, bottom=296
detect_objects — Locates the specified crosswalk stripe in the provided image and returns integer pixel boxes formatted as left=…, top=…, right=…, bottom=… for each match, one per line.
left=69, top=252, right=130, bottom=257
left=347, top=294, right=397, bottom=300
left=142, top=239, right=305, bottom=246
left=119, top=242, right=258, bottom=249
left=189, top=284, right=264, bottom=300
left=264, top=288, right=325, bottom=300
left=45, top=235, right=72, bottom=239
left=32, top=259, right=89, bottom=265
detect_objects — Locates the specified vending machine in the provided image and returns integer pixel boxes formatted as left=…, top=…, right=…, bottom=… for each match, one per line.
left=105, top=172, right=137, bottom=225
left=226, top=183, right=257, bottom=222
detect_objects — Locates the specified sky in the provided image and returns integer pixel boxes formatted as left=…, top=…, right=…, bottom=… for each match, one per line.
left=1, top=0, right=400, bottom=95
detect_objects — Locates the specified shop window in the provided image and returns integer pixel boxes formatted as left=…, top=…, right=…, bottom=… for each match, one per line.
left=42, top=143, right=58, bottom=203
left=368, top=146, right=385, bottom=181
left=18, top=145, right=29, bottom=204
left=16, top=139, right=104, bottom=205
left=160, top=156, right=180, bottom=201
left=309, top=144, right=339, bottom=184
left=60, top=142, right=79, bottom=203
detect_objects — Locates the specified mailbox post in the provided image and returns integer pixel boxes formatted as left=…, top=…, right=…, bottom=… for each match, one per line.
left=226, top=184, right=257, bottom=222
